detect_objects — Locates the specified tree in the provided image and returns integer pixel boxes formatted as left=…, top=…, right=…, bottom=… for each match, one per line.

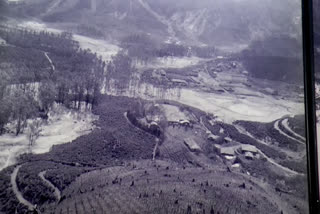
left=0, top=100, right=10, bottom=134
left=186, top=205, right=192, bottom=214
left=39, top=80, right=57, bottom=115
left=9, top=88, right=37, bottom=135
left=107, top=51, right=136, bottom=90
left=28, top=119, right=42, bottom=147
left=0, top=69, right=10, bottom=99
left=121, top=34, right=157, bottom=64
left=61, top=31, right=73, bottom=40
left=0, top=0, right=8, bottom=16
left=0, top=26, right=105, bottom=120
left=0, top=70, right=11, bottom=134
left=210, top=206, right=215, bottom=214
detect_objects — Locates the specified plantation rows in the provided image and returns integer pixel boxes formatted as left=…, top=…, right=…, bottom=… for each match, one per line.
left=51, top=162, right=281, bottom=214
left=159, top=141, right=192, bottom=164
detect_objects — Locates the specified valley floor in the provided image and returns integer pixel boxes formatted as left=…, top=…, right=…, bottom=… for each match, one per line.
left=0, top=95, right=308, bottom=214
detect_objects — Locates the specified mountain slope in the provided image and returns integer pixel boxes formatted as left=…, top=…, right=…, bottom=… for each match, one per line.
left=7, top=0, right=301, bottom=49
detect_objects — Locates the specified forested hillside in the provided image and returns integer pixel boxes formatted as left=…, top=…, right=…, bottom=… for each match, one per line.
left=0, top=26, right=105, bottom=135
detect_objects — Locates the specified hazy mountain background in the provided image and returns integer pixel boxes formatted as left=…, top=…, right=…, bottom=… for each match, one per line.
left=4, top=0, right=302, bottom=50
left=0, top=0, right=304, bottom=83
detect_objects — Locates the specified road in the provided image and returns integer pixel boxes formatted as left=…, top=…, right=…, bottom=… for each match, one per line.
left=44, top=52, right=55, bottom=71
left=281, top=118, right=305, bottom=141
left=234, top=124, right=303, bottom=175
left=11, top=165, right=34, bottom=210
left=274, top=120, right=304, bottom=145
left=39, top=170, right=61, bottom=201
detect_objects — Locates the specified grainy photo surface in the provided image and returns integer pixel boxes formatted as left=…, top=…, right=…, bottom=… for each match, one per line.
left=0, top=0, right=308, bottom=213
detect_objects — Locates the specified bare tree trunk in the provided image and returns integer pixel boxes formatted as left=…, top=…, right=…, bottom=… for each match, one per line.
left=78, top=91, right=82, bottom=110
left=16, top=116, right=21, bottom=136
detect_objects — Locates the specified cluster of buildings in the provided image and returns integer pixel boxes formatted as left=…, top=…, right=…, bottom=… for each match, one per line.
left=214, top=144, right=259, bottom=161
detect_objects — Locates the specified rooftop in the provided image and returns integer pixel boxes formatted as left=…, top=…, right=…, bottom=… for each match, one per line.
left=219, top=146, right=237, bottom=156
left=241, top=145, right=258, bottom=153
left=184, top=138, right=201, bottom=151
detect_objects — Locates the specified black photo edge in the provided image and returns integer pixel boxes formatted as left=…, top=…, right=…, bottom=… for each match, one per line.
left=302, top=0, right=320, bottom=213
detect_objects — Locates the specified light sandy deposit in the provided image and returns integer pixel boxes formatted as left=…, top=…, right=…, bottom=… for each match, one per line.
left=161, top=104, right=189, bottom=122
left=0, top=105, right=97, bottom=170
left=18, top=21, right=120, bottom=61
left=106, top=80, right=303, bottom=124
left=73, top=35, right=120, bottom=61
left=136, top=57, right=203, bottom=69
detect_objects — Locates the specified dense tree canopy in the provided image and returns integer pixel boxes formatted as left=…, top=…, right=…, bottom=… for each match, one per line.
left=0, top=26, right=105, bottom=135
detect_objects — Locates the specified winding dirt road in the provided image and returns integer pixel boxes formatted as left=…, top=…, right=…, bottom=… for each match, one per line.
left=44, top=52, right=55, bottom=71
left=281, top=118, right=305, bottom=141
left=39, top=170, right=61, bottom=201
left=274, top=120, right=304, bottom=145
left=11, top=165, right=34, bottom=210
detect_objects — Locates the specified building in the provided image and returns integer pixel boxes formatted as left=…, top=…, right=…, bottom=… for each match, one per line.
left=240, top=145, right=258, bottom=160
left=0, top=38, right=6, bottom=46
left=219, top=147, right=235, bottom=156
left=159, top=69, right=166, bottom=76
left=179, top=119, right=190, bottom=126
left=207, top=134, right=219, bottom=141
left=184, top=138, right=201, bottom=152
left=152, top=69, right=166, bottom=78
left=244, top=152, right=254, bottom=160
left=171, top=79, right=188, bottom=85
left=214, top=145, right=238, bottom=159
left=240, top=145, right=258, bottom=154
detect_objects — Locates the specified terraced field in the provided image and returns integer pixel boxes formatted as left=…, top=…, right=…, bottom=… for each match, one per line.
left=49, top=160, right=283, bottom=214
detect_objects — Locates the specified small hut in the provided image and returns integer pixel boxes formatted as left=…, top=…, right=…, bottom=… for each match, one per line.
left=184, top=138, right=201, bottom=152
left=0, top=38, right=6, bottom=46
left=207, top=134, right=219, bottom=141
left=240, top=145, right=258, bottom=160
left=244, top=152, right=254, bottom=160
